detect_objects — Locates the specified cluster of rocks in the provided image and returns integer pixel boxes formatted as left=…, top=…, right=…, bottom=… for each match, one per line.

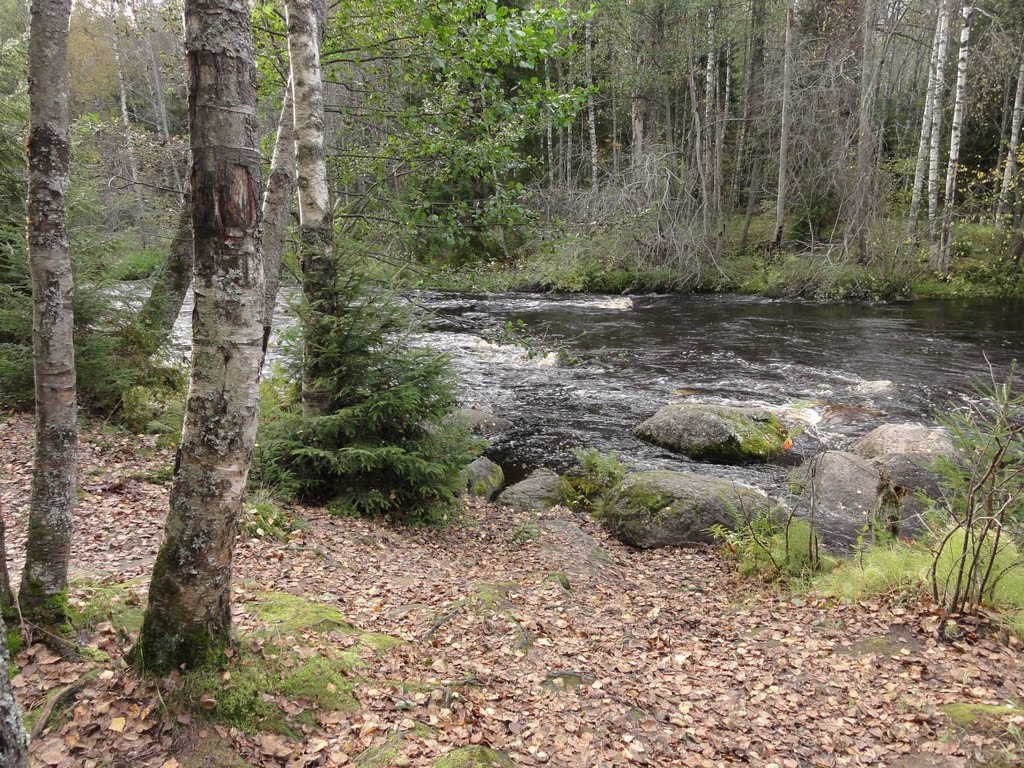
left=452, top=401, right=955, bottom=553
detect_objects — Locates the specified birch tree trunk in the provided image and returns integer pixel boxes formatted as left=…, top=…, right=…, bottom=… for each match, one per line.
left=0, top=613, right=29, bottom=768
left=110, top=0, right=148, bottom=244
left=996, top=55, right=1024, bottom=231
left=908, top=4, right=944, bottom=235
left=773, top=0, right=794, bottom=246
left=936, top=3, right=974, bottom=271
left=927, top=0, right=952, bottom=250
left=850, top=0, right=879, bottom=258
left=261, top=83, right=297, bottom=329
left=21, top=0, right=77, bottom=632
left=585, top=18, right=598, bottom=194
left=131, top=0, right=264, bottom=674
left=286, top=0, right=334, bottom=416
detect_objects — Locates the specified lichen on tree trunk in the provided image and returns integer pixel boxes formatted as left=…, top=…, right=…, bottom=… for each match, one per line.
left=131, top=0, right=265, bottom=675
left=0, top=613, right=28, bottom=768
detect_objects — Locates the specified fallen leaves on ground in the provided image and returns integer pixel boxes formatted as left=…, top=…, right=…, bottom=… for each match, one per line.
left=1, top=413, right=1022, bottom=767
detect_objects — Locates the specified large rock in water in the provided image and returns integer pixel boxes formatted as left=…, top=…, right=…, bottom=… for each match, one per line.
left=790, top=451, right=881, bottom=548
left=601, top=470, right=772, bottom=548
left=851, top=423, right=953, bottom=459
left=496, top=468, right=564, bottom=511
left=462, top=457, right=505, bottom=501
left=634, top=404, right=787, bottom=463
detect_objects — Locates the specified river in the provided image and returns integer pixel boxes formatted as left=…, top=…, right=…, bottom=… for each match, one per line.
left=171, top=290, right=1024, bottom=492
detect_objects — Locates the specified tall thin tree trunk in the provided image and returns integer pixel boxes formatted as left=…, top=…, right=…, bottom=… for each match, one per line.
left=0, top=613, right=29, bottom=768
left=261, top=83, right=297, bottom=328
left=131, top=0, right=264, bottom=674
left=287, top=0, right=334, bottom=416
left=927, top=0, right=952, bottom=251
left=21, top=0, right=77, bottom=632
left=545, top=58, right=555, bottom=190
left=908, top=4, right=944, bottom=235
left=630, top=88, right=644, bottom=174
left=704, top=5, right=718, bottom=231
left=773, top=0, right=795, bottom=246
left=110, top=0, right=148, bottom=244
left=936, top=3, right=975, bottom=271
left=996, top=55, right=1024, bottom=231
left=585, top=18, right=598, bottom=194
left=131, top=0, right=181, bottom=194
left=135, top=196, right=192, bottom=344
left=851, top=0, right=879, bottom=259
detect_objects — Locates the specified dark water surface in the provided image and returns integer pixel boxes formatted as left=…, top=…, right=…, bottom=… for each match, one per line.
left=168, top=289, right=1024, bottom=493
left=414, top=293, right=1024, bottom=488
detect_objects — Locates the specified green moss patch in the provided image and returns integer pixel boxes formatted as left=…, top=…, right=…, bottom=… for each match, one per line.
left=940, top=702, right=1024, bottom=733
left=183, top=647, right=359, bottom=735
left=434, top=747, right=517, bottom=768
left=67, top=577, right=148, bottom=638
left=354, top=732, right=405, bottom=767
left=247, top=592, right=352, bottom=635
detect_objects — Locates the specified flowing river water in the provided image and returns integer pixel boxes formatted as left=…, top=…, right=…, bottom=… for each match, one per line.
left=170, top=290, right=1024, bottom=494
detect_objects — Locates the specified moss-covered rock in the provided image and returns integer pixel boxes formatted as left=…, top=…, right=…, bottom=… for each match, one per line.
left=434, top=746, right=517, bottom=768
left=634, top=404, right=787, bottom=463
left=600, top=470, right=772, bottom=548
left=463, top=457, right=505, bottom=501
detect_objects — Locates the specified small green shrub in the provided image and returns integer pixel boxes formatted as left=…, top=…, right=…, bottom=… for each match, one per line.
left=562, top=449, right=626, bottom=515
left=242, top=493, right=295, bottom=541
left=712, top=511, right=832, bottom=581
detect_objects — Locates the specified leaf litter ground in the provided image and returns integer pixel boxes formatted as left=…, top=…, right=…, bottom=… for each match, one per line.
left=1, top=413, right=1022, bottom=768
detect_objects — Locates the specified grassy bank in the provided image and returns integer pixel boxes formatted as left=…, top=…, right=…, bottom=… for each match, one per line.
left=413, top=216, right=1024, bottom=301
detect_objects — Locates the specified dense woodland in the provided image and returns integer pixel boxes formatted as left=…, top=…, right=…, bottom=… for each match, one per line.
left=1, top=0, right=1024, bottom=766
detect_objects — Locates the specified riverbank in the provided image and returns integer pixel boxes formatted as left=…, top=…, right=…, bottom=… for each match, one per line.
left=2, top=413, right=1023, bottom=767
left=410, top=220, right=1024, bottom=302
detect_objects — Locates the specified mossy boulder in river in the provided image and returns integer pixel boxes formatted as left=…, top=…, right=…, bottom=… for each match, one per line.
left=633, top=404, right=787, bottom=463
left=601, top=470, right=772, bottom=548
left=462, top=456, right=505, bottom=501
left=789, top=451, right=881, bottom=549
left=496, top=467, right=565, bottom=511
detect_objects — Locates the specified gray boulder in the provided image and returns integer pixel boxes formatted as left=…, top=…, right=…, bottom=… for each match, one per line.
left=634, top=403, right=788, bottom=463
left=463, top=457, right=505, bottom=501
left=601, top=470, right=772, bottom=549
left=851, top=423, right=953, bottom=460
left=790, top=451, right=881, bottom=548
left=449, top=407, right=512, bottom=437
left=496, top=468, right=564, bottom=511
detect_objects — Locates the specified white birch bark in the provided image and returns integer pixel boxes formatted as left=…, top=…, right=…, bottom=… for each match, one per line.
left=22, top=0, right=77, bottom=631
left=286, top=0, right=334, bottom=415
left=132, top=0, right=264, bottom=673
left=773, top=0, right=794, bottom=246
left=936, top=3, right=975, bottom=270
left=908, top=6, right=944, bottom=234
left=261, top=83, right=297, bottom=328
left=995, top=56, right=1024, bottom=230
left=927, top=0, right=952, bottom=250
left=585, top=18, right=598, bottom=193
